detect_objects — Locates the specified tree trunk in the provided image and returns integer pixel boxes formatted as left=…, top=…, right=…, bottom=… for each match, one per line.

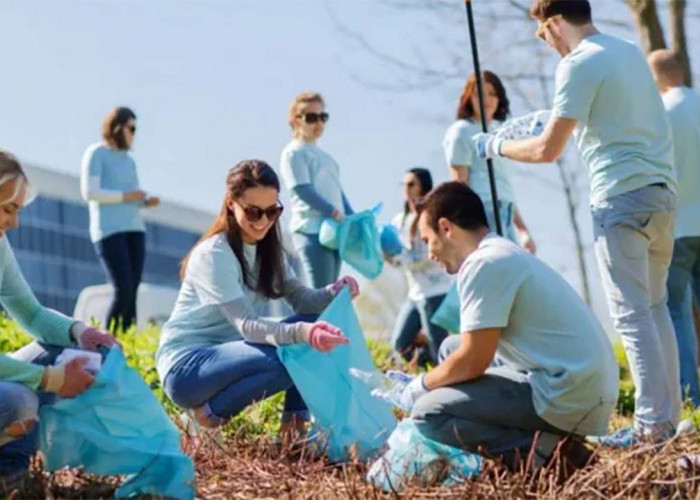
left=625, top=0, right=667, bottom=52
left=669, top=0, right=693, bottom=86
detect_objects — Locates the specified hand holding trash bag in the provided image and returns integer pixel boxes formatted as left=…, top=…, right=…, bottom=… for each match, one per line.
left=301, top=321, right=350, bottom=352
left=41, top=357, right=95, bottom=398
left=75, top=326, right=121, bottom=351
left=330, top=275, right=360, bottom=299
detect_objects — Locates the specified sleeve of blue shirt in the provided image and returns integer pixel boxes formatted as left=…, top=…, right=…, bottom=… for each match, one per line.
left=443, top=124, right=475, bottom=167
left=0, top=240, right=75, bottom=389
left=458, top=257, right=527, bottom=332
left=292, top=184, right=336, bottom=218
left=188, top=244, right=246, bottom=305
left=342, top=191, right=354, bottom=215
left=552, top=57, right=602, bottom=122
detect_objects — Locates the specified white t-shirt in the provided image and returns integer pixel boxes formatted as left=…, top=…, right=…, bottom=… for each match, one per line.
left=391, top=212, right=453, bottom=302
left=458, top=234, right=618, bottom=435
left=662, top=87, right=700, bottom=238
left=552, top=34, right=676, bottom=206
left=156, top=233, right=295, bottom=380
left=279, top=139, right=345, bottom=234
left=442, top=119, right=516, bottom=204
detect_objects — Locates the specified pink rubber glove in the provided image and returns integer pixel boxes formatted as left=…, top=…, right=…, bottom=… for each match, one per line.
left=330, top=276, right=360, bottom=299
left=78, top=327, right=121, bottom=351
left=304, top=322, right=350, bottom=352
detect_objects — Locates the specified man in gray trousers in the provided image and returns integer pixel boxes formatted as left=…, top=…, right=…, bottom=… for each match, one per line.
left=396, top=182, right=619, bottom=475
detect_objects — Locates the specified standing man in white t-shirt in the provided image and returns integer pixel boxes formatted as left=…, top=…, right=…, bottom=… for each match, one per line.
left=648, top=49, right=700, bottom=408
left=471, top=0, right=679, bottom=447
left=395, top=182, right=618, bottom=475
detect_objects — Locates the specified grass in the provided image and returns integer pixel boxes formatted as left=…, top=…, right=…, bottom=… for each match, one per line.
left=3, top=320, right=700, bottom=498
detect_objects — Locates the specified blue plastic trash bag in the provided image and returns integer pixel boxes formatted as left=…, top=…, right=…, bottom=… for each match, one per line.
left=39, top=348, right=195, bottom=499
left=430, top=283, right=460, bottom=333
left=367, top=419, right=482, bottom=492
left=379, top=224, right=403, bottom=257
left=319, top=218, right=340, bottom=250
left=277, top=288, right=397, bottom=462
left=338, top=204, right=384, bottom=279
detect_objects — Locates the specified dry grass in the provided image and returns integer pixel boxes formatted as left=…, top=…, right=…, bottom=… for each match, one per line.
left=13, top=422, right=700, bottom=500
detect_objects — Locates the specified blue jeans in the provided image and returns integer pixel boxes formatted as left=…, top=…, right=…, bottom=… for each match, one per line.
left=163, top=316, right=312, bottom=424
left=0, top=343, right=63, bottom=475
left=292, top=232, right=341, bottom=288
left=666, top=236, right=700, bottom=407
left=592, top=184, right=680, bottom=437
left=391, top=294, right=448, bottom=366
left=95, top=231, right=146, bottom=331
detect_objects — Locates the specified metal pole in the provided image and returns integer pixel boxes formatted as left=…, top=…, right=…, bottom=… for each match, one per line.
left=463, top=0, right=503, bottom=236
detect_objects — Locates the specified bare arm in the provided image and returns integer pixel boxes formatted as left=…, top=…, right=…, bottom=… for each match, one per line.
left=500, top=116, right=577, bottom=164
left=449, top=165, right=470, bottom=184
left=423, top=327, right=501, bottom=389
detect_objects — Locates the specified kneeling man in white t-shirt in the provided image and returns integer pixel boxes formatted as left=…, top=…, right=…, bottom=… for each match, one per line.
left=399, top=181, right=619, bottom=474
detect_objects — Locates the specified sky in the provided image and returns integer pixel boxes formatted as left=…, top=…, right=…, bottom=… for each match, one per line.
left=2, top=0, right=700, bottom=333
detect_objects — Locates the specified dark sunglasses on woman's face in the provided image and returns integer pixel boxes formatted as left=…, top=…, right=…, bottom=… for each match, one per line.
left=237, top=201, right=284, bottom=223
left=126, top=125, right=136, bottom=134
left=402, top=181, right=416, bottom=188
left=298, top=112, right=329, bottom=124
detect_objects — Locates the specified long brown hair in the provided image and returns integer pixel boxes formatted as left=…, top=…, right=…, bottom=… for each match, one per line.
left=456, top=71, right=510, bottom=122
left=181, top=160, right=287, bottom=299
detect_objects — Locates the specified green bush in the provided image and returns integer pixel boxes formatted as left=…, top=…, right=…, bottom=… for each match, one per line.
left=0, top=317, right=642, bottom=434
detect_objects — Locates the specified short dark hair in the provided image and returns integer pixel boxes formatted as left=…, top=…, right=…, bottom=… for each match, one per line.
left=529, top=0, right=592, bottom=25
left=419, top=182, right=489, bottom=232
left=101, top=106, right=137, bottom=150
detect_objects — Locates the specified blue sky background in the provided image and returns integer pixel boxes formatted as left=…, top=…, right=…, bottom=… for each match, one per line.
left=2, top=0, right=700, bottom=331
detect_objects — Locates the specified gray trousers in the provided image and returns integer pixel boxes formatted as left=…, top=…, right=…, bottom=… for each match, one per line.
left=592, top=184, right=680, bottom=437
left=411, top=336, right=567, bottom=469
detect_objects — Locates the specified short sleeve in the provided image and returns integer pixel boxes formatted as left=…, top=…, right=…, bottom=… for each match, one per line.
left=187, top=242, right=245, bottom=305
left=552, top=57, right=601, bottom=122
left=458, top=257, right=527, bottom=332
left=280, top=147, right=311, bottom=189
left=443, top=124, right=475, bottom=167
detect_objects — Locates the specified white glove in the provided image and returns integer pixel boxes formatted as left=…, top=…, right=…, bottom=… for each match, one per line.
left=471, top=133, right=504, bottom=160
left=397, top=374, right=429, bottom=411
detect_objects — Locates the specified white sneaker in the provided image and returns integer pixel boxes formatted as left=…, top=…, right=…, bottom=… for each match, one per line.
left=179, top=410, right=224, bottom=446
left=676, top=418, right=697, bottom=437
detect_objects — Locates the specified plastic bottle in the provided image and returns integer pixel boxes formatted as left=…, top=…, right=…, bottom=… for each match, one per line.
left=350, top=368, right=414, bottom=410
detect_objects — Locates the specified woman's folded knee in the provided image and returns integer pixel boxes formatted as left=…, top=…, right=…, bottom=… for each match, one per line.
left=0, top=383, right=40, bottom=438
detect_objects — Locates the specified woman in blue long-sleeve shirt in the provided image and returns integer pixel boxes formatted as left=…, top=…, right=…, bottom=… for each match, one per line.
left=0, top=151, right=119, bottom=494
left=280, top=92, right=354, bottom=287
left=80, top=106, right=160, bottom=332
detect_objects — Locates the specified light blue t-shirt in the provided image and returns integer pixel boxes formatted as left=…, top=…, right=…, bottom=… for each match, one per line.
left=155, top=233, right=294, bottom=380
left=279, top=139, right=344, bottom=234
left=663, top=87, right=700, bottom=238
left=552, top=34, right=676, bottom=206
left=442, top=119, right=516, bottom=204
left=81, top=143, right=146, bottom=242
left=457, top=234, right=618, bottom=435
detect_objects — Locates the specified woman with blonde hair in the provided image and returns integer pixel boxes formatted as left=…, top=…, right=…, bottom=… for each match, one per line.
left=280, top=92, right=354, bottom=287
left=0, top=150, right=118, bottom=494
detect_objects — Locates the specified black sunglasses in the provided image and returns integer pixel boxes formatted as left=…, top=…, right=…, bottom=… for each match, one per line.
left=298, top=112, right=329, bottom=124
left=236, top=200, right=284, bottom=223
left=126, top=125, right=136, bottom=134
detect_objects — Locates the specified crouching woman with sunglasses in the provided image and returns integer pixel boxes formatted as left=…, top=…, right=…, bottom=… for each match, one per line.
left=280, top=92, right=354, bottom=288
left=156, top=160, right=359, bottom=436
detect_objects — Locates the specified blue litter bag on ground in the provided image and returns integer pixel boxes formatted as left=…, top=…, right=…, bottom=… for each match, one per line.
left=39, top=348, right=195, bottom=499
left=367, top=419, right=482, bottom=492
left=338, top=204, right=384, bottom=279
left=430, top=283, right=460, bottom=333
left=277, top=289, right=397, bottom=462
left=379, top=224, right=403, bottom=257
